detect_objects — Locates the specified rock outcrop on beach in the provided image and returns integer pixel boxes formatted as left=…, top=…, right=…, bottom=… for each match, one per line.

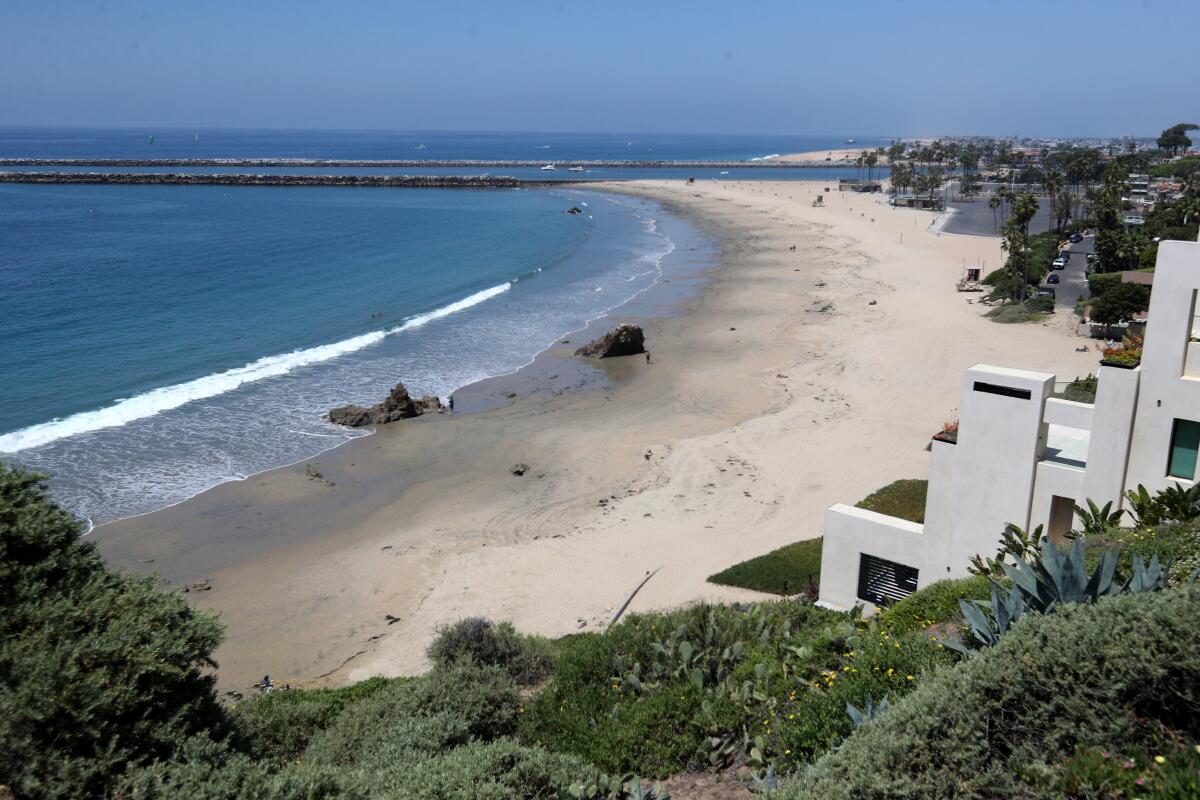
left=328, top=382, right=441, bottom=427
left=575, top=324, right=646, bottom=358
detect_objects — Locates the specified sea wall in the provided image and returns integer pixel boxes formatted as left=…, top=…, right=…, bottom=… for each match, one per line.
left=0, top=157, right=837, bottom=169
left=0, top=172, right=555, bottom=188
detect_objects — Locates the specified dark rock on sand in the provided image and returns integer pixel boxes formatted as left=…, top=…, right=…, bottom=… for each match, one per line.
left=575, top=324, right=645, bottom=358
left=510, top=463, right=529, bottom=476
left=328, top=382, right=442, bottom=427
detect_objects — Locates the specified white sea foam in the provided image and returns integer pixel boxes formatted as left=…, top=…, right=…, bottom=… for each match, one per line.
left=0, top=283, right=511, bottom=453
left=749, top=154, right=781, bottom=161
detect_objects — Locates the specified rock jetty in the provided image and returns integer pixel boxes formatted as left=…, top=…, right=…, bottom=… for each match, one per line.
left=328, top=383, right=442, bottom=427
left=575, top=324, right=646, bottom=358
left=0, top=157, right=835, bottom=169
left=0, top=172, right=545, bottom=189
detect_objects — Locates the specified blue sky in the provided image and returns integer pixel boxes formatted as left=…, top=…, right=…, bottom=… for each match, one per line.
left=3, top=0, right=1197, bottom=136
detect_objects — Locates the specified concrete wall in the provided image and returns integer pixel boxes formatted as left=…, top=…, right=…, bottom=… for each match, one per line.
left=938, top=365, right=1054, bottom=572
left=817, top=504, right=925, bottom=611
left=1126, top=241, right=1200, bottom=493
left=1030, top=460, right=1087, bottom=537
left=1044, top=398, right=1094, bottom=430
left=1082, top=364, right=1140, bottom=506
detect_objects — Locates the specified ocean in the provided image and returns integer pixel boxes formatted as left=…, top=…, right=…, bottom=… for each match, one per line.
left=0, top=129, right=879, bottom=524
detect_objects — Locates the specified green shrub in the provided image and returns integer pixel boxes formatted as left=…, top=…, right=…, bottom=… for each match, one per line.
left=854, top=479, right=928, bottom=523
left=517, top=631, right=708, bottom=777
left=116, top=737, right=364, bottom=800
left=707, top=539, right=822, bottom=595
left=1041, top=744, right=1200, bottom=799
left=767, top=589, right=1200, bottom=799
left=877, top=576, right=993, bottom=634
left=985, top=303, right=1042, bottom=323
left=1087, top=270, right=1122, bottom=298
left=303, top=661, right=518, bottom=767
left=517, top=601, right=946, bottom=778
left=369, top=738, right=589, bottom=800
left=1087, top=521, right=1200, bottom=587
left=0, top=464, right=231, bottom=800
left=428, top=617, right=554, bottom=685
left=760, top=626, right=948, bottom=769
left=233, top=676, right=405, bottom=762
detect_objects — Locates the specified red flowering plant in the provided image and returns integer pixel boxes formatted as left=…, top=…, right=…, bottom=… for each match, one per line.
left=1102, top=335, right=1143, bottom=368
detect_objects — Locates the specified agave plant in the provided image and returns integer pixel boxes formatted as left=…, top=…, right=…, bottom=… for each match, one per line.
left=846, top=693, right=890, bottom=728
left=1071, top=499, right=1125, bottom=538
left=954, top=540, right=1180, bottom=651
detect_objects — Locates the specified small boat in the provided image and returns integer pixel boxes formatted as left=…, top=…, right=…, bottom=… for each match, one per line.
left=148, top=134, right=155, bottom=145
left=845, top=138, right=856, bottom=144
left=540, top=164, right=556, bottom=171
left=194, top=131, right=199, bottom=141
left=568, top=166, right=585, bottom=172
left=720, top=170, right=729, bottom=175
left=415, top=143, right=426, bottom=150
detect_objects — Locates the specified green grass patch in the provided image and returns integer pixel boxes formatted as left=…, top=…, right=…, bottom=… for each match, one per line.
left=707, top=538, right=822, bottom=595
left=854, top=479, right=928, bottom=523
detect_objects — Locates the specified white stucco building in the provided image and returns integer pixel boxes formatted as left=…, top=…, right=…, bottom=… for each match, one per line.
left=819, top=239, right=1200, bottom=610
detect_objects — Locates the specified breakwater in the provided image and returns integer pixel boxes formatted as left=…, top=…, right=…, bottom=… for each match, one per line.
left=0, top=157, right=840, bottom=169
left=0, top=172, right=558, bottom=188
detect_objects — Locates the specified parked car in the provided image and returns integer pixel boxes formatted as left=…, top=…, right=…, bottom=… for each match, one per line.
left=1052, top=257, right=1067, bottom=269
left=1069, top=233, right=1084, bottom=243
left=1047, top=273, right=1060, bottom=284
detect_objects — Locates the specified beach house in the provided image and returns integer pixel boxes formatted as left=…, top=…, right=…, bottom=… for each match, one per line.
left=818, top=239, right=1200, bottom=610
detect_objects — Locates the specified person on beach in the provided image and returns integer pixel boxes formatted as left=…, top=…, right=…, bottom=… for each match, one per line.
left=448, top=395, right=455, bottom=412
left=646, top=351, right=652, bottom=364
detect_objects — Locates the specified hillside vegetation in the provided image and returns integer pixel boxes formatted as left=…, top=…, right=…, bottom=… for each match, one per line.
left=2, top=462, right=1198, bottom=799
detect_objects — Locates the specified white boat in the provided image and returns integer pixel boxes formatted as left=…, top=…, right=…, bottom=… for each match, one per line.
left=540, top=164, right=556, bottom=171
left=567, top=166, right=585, bottom=172
left=845, top=138, right=856, bottom=144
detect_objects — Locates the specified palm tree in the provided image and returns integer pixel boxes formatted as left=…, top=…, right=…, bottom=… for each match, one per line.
left=1006, top=193, right=1040, bottom=301
left=864, top=151, right=879, bottom=185
left=1043, top=170, right=1064, bottom=232
left=989, top=194, right=1001, bottom=231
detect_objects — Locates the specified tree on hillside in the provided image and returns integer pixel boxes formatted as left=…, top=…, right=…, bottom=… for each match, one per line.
left=1090, top=282, right=1151, bottom=325
left=0, top=463, right=232, bottom=799
left=1157, top=123, right=1198, bottom=156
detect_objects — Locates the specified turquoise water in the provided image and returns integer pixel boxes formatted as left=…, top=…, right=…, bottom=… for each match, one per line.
left=0, top=183, right=683, bottom=522
left=0, top=128, right=883, bottom=524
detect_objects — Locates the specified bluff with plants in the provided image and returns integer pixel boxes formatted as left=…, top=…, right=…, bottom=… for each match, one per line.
left=4, top=461, right=1200, bottom=798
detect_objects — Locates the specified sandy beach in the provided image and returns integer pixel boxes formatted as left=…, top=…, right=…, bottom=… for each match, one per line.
left=97, top=179, right=1101, bottom=692
left=777, top=146, right=878, bottom=163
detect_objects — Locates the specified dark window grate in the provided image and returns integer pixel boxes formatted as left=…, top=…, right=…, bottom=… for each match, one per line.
left=856, top=554, right=919, bottom=605
left=973, top=381, right=1031, bottom=400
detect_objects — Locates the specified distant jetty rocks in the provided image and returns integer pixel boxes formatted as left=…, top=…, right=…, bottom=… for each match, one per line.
left=0, top=172, right=551, bottom=188
left=0, top=157, right=835, bottom=169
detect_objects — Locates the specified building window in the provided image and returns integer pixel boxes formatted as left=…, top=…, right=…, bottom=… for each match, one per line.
left=856, top=554, right=919, bottom=606
left=1168, top=418, right=1200, bottom=480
